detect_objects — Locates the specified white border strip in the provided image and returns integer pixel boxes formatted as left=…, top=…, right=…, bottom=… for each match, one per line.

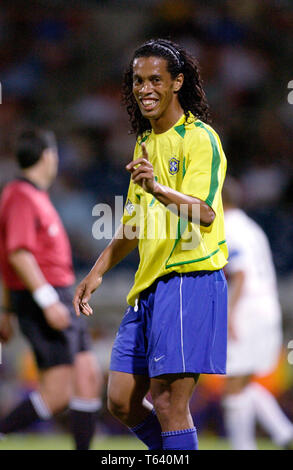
left=179, top=274, right=186, bottom=372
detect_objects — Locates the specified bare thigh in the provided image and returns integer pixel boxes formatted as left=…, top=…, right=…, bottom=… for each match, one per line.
left=107, top=371, right=151, bottom=427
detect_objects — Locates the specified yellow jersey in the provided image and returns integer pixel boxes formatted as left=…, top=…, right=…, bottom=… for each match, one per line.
left=122, top=112, right=228, bottom=306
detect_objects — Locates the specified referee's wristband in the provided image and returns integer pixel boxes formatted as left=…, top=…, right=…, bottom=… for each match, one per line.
left=32, top=284, right=59, bottom=309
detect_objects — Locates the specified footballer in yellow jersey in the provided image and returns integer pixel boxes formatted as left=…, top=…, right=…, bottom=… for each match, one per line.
left=74, top=39, right=228, bottom=451
left=122, top=111, right=227, bottom=306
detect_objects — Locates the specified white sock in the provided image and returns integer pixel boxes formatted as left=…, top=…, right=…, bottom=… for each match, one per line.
left=69, top=397, right=102, bottom=412
left=29, top=391, right=52, bottom=420
left=247, top=382, right=293, bottom=447
left=222, top=388, right=257, bottom=450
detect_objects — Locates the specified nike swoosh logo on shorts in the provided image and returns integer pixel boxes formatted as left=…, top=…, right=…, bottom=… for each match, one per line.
left=154, top=355, right=165, bottom=362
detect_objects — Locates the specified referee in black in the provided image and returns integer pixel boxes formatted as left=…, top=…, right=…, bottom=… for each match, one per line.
left=0, top=129, right=103, bottom=450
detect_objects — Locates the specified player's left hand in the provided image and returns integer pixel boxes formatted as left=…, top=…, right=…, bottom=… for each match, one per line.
left=73, top=273, right=103, bottom=317
left=126, top=143, right=158, bottom=194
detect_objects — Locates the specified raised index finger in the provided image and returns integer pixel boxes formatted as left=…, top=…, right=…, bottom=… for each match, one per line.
left=126, top=157, right=150, bottom=171
left=141, top=142, right=148, bottom=160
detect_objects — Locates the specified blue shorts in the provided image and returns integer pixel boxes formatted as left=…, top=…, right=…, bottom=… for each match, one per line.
left=110, top=270, right=227, bottom=377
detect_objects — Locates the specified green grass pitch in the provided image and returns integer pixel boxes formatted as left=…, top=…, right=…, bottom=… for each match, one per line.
left=0, top=433, right=279, bottom=450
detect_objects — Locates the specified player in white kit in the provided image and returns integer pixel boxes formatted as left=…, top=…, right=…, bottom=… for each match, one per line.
left=222, top=177, right=293, bottom=450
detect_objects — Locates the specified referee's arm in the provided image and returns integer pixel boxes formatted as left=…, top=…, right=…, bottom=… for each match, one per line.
left=9, top=249, right=47, bottom=292
left=8, top=249, right=70, bottom=330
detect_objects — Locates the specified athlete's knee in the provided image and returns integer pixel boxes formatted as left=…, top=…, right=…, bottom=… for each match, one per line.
left=53, top=378, right=72, bottom=409
left=152, top=396, right=171, bottom=421
left=57, top=387, right=72, bottom=410
left=152, top=389, right=189, bottom=421
left=107, top=390, right=130, bottom=421
left=152, top=389, right=179, bottom=418
left=74, top=352, right=103, bottom=397
left=40, top=365, right=73, bottom=412
left=107, top=371, right=150, bottom=424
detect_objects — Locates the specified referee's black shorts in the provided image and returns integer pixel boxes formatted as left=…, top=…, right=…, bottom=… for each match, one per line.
left=10, top=285, right=92, bottom=370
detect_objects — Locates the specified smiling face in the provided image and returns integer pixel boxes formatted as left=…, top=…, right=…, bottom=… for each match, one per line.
left=132, top=56, right=183, bottom=131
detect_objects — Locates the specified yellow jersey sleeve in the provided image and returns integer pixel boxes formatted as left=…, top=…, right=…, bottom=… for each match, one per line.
left=181, top=122, right=226, bottom=214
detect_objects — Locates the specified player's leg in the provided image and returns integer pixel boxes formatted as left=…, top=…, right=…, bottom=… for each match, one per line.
left=151, top=373, right=199, bottom=430
left=108, top=297, right=163, bottom=449
left=107, top=371, right=150, bottom=426
left=0, top=364, right=73, bottom=435
left=144, top=270, right=227, bottom=450
left=0, top=288, right=76, bottom=437
left=107, top=371, right=163, bottom=449
left=70, top=350, right=103, bottom=450
left=54, top=285, right=104, bottom=449
left=245, top=381, right=293, bottom=448
left=38, top=364, right=74, bottom=411
left=150, top=373, right=199, bottom=450
left=244, top=322, right=293, bottom=447
left=222, top=375, right=257, bottom=450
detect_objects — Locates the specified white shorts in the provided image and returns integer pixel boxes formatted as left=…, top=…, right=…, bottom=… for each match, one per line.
left=226, top=297, right=282, bottom=377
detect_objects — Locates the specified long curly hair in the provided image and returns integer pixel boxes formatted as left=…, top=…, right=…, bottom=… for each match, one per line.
left=122, top=38, right=211, bottom=138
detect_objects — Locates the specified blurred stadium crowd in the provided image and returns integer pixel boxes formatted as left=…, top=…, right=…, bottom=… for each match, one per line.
left=1, top=0, right=293, bottom=441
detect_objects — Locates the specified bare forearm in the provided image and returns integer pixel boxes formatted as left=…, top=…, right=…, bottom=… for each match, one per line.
left=8, top=249, right=47, bottom=292
left=90, top=224, right=138, bottom=277
left=127, top=145, right=215, bottom=226
left=152, top=183, right=215, bottom=226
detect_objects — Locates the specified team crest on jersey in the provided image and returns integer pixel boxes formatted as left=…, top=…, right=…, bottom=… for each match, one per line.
left=169, top=157, right=179, bottom=175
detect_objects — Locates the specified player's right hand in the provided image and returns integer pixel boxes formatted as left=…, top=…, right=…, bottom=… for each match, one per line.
left=43, top=302, right=71, bottom=331
left=73, top=273, right=103, bottom=317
